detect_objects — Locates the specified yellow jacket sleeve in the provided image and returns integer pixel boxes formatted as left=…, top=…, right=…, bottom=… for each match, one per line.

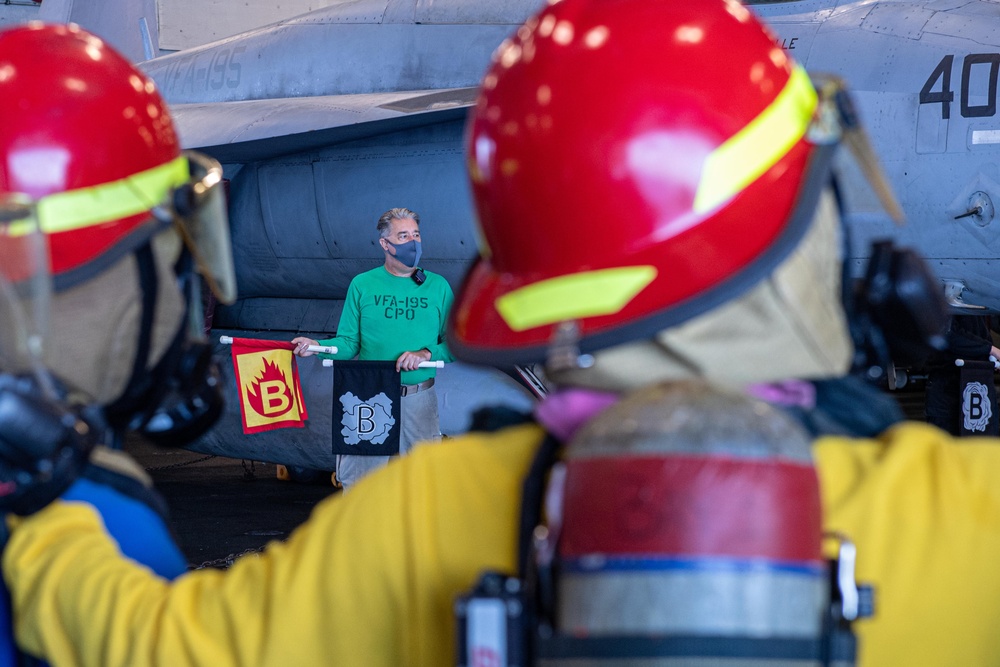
left=815, top=421, right=1000, bottom=667
left=3, top=423, right=545, bottom=667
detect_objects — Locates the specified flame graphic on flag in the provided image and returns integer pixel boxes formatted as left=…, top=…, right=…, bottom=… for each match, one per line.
left=245, top=358, right=294, bottom=418
left=229, top=338, right=309, bottom=434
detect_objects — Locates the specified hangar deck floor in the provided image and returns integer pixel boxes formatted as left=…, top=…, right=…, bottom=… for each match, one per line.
left=127, top=437, right=339, bottom=570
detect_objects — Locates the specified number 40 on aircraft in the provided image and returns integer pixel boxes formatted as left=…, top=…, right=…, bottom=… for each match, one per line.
left=920, top=54, right=1000, bottom=120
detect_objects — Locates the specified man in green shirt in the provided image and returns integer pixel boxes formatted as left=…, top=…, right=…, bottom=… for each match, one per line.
left=292, top=207, right=454, bottom=488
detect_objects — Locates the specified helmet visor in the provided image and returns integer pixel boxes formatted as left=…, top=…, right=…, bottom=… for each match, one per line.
left=808, top=73, right=904, bottom=224
left=0, top=195, right=52, bottom=377
left=155, top=151, right=237, bottom=306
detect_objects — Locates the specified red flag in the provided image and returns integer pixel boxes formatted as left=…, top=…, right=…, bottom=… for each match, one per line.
left=230, top=338, right=309, bottom=434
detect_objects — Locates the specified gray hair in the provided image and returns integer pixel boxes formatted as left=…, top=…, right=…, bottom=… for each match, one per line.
left=377, top=207, right=420, bottom=238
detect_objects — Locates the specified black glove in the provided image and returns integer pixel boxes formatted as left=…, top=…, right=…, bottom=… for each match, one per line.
left=0, top=374, right=99, bottom=516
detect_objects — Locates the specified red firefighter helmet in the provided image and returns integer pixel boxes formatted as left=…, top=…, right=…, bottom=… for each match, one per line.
left=0, top=22, right=183, bottom=284
left=0, top=24, right=235, bottom=446
left=450, top=0, right=830, bottom=365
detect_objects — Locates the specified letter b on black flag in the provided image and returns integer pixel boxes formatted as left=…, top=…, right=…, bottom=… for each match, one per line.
left=332, top=360, right=401, bottom=455
left=959, top=360, right=999, bottom=436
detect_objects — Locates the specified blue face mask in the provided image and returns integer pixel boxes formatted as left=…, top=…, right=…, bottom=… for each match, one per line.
left=387, top=239, right=422, bottom=269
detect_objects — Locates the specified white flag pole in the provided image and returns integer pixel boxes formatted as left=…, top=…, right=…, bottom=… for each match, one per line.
left=321, top=359, right=443, bottom=368
left=219, top=335, right=337, bottom=355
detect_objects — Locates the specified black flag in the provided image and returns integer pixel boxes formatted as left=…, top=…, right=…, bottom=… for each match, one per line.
left=331, top=360, right=402, bottom=455
left=958, top=359, right=999, bottom=436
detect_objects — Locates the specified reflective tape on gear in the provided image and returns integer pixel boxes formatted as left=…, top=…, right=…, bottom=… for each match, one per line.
left=495, top=266, right=657, bottom=332
left=694, top=65, right=817, bottom=215
left=2, top=214, right=38, bottom=239
left=36, top=155, right=189, bottom=234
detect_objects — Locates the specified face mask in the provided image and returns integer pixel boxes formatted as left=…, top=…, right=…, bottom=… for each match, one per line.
left=387, top=239, right=422, bottom=269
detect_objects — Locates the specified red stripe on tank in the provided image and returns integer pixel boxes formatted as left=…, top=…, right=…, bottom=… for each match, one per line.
left=558, top=455, right=823, bottom=563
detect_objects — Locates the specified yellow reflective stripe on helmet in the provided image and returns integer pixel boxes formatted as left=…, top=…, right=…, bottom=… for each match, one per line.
left=694, top=65, right=817, bottom=214
left=496, top=266, right=657, bottom=332
left=36, top=155, right=189, bottom=234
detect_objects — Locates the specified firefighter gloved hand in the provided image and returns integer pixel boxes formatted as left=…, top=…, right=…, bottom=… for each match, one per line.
left=0, top=374, right=98, bottom=517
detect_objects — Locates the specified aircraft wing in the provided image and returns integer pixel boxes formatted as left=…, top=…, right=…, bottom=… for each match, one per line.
left=171, top=86, right=478, bottom=161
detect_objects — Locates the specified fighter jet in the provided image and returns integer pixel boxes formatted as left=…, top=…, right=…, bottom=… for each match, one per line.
left=145, top=0, right=1000, bottom=321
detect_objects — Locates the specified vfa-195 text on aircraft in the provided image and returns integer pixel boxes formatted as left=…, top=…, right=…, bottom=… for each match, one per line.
left=7, top=0, right=1000, bottom=467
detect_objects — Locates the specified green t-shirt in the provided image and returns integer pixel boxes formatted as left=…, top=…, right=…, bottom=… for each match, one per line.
left=318, top=266, right=455, bottom=384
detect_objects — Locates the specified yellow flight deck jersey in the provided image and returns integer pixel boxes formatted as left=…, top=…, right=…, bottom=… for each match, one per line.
left=815, top=421, right=1000, bottom=667
left=5, top=419, right=1000, bottom=666
left=4, top=424, right=543, bottom=667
